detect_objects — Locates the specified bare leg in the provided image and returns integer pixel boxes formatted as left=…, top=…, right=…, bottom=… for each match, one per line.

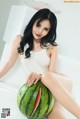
left=48, top=74, right=73, bottom=119
left=41, top=72, right=80, bottom=119
left=48, top=102, right=67, bottom=119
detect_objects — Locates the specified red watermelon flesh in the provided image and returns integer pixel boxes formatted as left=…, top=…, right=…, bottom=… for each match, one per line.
left=32, top=88, right=41, bottom=114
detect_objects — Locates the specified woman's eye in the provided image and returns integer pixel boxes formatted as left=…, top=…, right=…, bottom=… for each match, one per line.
left=36, top=24, right=41, bottom=27
left=44, top=28, right=49, bottom=31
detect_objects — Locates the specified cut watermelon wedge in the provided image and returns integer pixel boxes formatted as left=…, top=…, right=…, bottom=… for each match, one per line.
left=31, top=88, right=41, bottom=115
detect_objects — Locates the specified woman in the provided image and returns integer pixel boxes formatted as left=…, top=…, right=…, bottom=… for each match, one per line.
left=0, top=8, right=80, bottom=119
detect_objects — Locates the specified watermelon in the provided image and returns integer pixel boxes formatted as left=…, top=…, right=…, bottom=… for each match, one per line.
left=17, top=81, right=54, bottom=119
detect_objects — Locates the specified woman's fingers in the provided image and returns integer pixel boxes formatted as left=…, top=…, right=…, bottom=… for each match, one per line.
left=27, top=72, right=33, bottom=82
left=27, top=73, right=37, bottom=86
left=27, top=72, right=34, bottom=83
left=34, top=76, right=41, bottom=84
left=27, top=72, right=42, bottom=86
left=28, top=75, right=37, bottom=86
left=34, top=78, right=38, bottom=84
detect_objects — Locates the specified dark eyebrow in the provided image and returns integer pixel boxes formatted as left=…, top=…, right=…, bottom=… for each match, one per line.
left=44, top=27, right=51, bottom=29
left=36, top=22, right=50, bottom=29
left=41, top=23, right=51, bottom=29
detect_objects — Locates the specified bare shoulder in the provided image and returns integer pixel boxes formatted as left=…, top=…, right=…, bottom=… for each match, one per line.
left=16, top=34, right=23, bottom=39
left=48, top=44, right=58, bottom=54
left=49, top=44, right=58, bottom=49
left=12, top=34, right=23, bottom=48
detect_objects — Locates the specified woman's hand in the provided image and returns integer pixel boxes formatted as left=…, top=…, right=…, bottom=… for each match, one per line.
left=27, top=72, right=42, bottom=86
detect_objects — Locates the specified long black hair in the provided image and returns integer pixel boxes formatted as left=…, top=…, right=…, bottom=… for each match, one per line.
left=18, top=8, right=57, bottom=58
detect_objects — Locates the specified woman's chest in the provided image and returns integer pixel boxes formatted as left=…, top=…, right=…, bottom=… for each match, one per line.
left=20, top=49, right=50, bottom=68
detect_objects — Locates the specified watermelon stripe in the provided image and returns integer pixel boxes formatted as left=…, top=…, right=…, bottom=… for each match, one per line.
left=36, top=99, right=41, bottom=117
left=31, top=99, right=41, bottom=118
left=44, top=89, right=54, bottom=116
left=36, top=85, right=49, bottom=118
left=33, top=84, right=54, bottom=118
left=44, top=88, right=50, bottom=115
left=32, top=84, right=47, bottom=118
left=19, top=85, right=29, bottom=110
left=36, top=89, right=46, bottom=118
left=25, top=84, right=39, bottom=115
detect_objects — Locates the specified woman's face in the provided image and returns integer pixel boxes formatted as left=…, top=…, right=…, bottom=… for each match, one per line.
left=32, top=19, right=51, bottom=41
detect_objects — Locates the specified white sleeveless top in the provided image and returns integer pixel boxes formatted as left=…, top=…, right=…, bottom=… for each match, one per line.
left=20, top=44, right=50, bottom=77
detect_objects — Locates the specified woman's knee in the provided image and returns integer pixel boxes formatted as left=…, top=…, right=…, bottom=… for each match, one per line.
left=41, top=72, right=73, bottom=92
left=41, top=72, right=56, bottom=86
left=41, top=72, right=50, bottom=84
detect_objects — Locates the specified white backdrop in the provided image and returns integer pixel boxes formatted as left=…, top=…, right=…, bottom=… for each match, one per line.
left=0, top=5, right=80, bottom=119
left=3, top=6, right=37, bottom=44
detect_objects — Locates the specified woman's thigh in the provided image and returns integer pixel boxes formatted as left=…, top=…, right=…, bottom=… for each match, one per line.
left=53, top=72, right=73, bottom=92
left=42, top=72, right=73, bottom=92
left=47, top=73, right=73, bottom=119
left=48, top=101, right=67, bottom=119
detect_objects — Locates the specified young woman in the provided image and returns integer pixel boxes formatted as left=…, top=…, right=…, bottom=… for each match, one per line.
left=0, top=8, right=80, bottom=119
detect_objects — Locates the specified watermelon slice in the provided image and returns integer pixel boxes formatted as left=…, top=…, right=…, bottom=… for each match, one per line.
left=32, top=88, right=41, bottom=115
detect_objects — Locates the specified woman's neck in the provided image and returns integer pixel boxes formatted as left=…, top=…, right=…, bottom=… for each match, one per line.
left=34, top=38, right=41, bottom=43
left=33, top=39, right=42, bottom=51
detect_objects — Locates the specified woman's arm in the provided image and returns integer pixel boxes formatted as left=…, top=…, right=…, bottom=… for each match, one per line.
left=48, top=45, right=58, bottom=72
left=0, top=35, right=22, bottom=78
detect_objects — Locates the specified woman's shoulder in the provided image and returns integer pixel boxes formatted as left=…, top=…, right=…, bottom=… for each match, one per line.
left=15, top=34, right=23, bottom=42
left=16, top=34, right=23, bottom=38
left=47, top=44, right=58, bottom=55
left=48, top=44, right=58, bottom=50
left=12, top=34, right=23, bottom=48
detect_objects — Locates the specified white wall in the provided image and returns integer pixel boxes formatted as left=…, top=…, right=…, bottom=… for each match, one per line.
left=0, top=0, right=26, bottom=58
left=56, top=3, right=80, bottom=61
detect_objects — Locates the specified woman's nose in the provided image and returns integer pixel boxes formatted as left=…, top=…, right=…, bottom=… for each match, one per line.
left=38, top=28, right=43, bottom=34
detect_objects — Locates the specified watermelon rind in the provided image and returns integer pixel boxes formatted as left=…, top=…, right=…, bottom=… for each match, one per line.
left=17, top=81, right=54, bottom=119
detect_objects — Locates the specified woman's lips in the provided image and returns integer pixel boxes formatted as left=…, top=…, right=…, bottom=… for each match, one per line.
left=35, top=33, right=41, bottom=37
